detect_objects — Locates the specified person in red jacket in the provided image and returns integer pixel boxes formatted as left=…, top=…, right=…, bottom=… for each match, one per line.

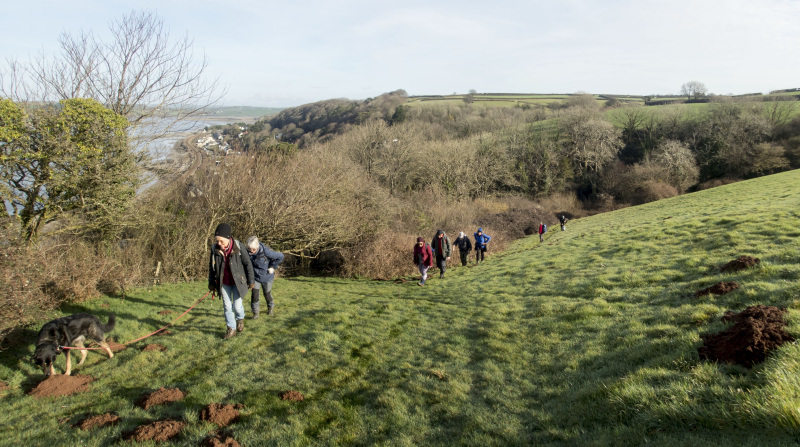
left=413, top=237, right=434, bottom=286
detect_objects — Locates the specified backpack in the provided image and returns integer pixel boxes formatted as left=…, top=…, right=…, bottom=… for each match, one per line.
left=542, top=224, right=547, bottom=233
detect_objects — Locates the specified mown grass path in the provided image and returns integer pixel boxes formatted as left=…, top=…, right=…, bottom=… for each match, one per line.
left=2, top=170, right=800, bottom=446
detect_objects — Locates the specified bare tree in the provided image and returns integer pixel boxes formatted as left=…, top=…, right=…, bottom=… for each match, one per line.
left=1, top=10, right=223, bottom=147
left=650, top=139, right=699, bottom=191
left=680, top=81, right=708, bottom=100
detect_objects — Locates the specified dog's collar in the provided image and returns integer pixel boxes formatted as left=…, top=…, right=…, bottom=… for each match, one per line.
left=56, top=345, right=64, bottom=353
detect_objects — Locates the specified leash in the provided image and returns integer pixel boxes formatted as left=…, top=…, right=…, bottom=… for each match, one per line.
left=60, top=290, right=212, bottom=351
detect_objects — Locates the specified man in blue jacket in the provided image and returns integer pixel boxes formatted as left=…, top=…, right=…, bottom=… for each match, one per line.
left=474, top=228, right=491, bottom=263
left=246, top=236, right=285, bottom=318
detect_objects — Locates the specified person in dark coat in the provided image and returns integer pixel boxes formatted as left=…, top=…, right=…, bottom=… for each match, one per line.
left=413, top=237, right=434, bottom=286
left=559, top=215, right=568, bottom=231
left=209, top=223, right=255, bottom=339
left=246, top=236, right=284, bottom=318
left=474, top=228, right=491, bottom=263
left=453, top=231, right=472, bottom=266
left=431, top=229, right=452, bottom=279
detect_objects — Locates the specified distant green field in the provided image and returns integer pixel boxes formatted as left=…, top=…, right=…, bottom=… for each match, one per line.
left=3, top=170, right=800, bottom=445
left=408, top=93, right=650, bottom=109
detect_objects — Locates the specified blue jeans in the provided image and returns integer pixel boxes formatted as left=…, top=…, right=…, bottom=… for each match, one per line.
left=220, top=283, right=245, bottom=329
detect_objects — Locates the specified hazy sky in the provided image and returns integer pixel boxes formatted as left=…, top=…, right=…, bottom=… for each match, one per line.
left=1, top=0, right=798, bottom=107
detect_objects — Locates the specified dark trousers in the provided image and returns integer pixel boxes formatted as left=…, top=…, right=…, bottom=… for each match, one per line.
left=476, top=247, right=486, bottom=262
left=250, top=282, right=274, bottom=314
left=459, top=250, right=469, bottom=266
left=436, top=256, right=446, bottom=275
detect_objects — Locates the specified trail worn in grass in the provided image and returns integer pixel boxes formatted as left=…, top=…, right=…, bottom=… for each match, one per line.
left=2, top=170, right=800, bottom=445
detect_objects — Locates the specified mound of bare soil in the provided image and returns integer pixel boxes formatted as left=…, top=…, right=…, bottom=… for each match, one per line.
left=28, top=374, right=93, bottom=398
left=125, top=418, right=185, bottom=442
left=136, top=387, right=186, bottom=409
left=155, top=329, right=173, bottom=337
left=200, top=431, right=242, bottom=447
left=158, top=310, right=173, bottom=315
left=280, top=390, right=304, bottom=401
left=720, top=255, right=760, bottom=273
left=200, top=403, right=244, bottom=427
left=0, top=382, right=9, bottom=391
left=695, top=281, right=740, bottom=297
left=142, top=344, right=167, bottom=352
left=106, top=340, right=128, bottom=352
left=76, top=413, right=120, bottom=430
left=698, top=305, right=795, bottom=368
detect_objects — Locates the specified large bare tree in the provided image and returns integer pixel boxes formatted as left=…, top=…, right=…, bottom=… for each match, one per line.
left=1, top=10, right=223, bottom=146
left=680, top=81, right=708, bottom=101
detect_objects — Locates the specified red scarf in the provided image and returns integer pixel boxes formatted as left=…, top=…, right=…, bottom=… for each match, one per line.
left=221, top=239, right=235, bottom=286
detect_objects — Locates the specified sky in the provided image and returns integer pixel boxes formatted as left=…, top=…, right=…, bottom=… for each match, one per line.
left=1, top=0, right=798, bottom=107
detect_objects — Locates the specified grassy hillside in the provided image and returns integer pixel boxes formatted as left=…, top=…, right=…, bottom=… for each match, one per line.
left=3, top=170, right=800, bottom=445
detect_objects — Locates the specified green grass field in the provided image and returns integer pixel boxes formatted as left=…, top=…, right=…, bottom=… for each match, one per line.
left=3, top=170, right=800, bottom=445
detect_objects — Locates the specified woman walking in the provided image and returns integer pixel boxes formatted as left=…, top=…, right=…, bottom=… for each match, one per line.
left=208, top=223, right=255, bottom=339
left=246, top=236, right=284, bottom=318
left=413, top=237, right=434, bottom=286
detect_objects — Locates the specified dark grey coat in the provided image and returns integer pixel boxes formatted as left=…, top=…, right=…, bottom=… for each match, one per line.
left=209, top=238, right=255, bottom=298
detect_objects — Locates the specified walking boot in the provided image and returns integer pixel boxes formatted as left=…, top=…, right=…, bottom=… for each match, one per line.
left=223, top=327, right=236, bottom=339
left=236, top=319, right=244, bottom=332
left=268, top=307, right=274, bottom=316
left=252, top=311, right=260, bottom=320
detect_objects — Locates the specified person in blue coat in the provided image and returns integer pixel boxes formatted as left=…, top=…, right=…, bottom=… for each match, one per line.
left=246, top=236, right=285, bottom=318
left=474, top=228, right=491, bottom=263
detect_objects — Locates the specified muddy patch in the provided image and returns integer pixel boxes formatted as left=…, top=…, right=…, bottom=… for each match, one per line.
left=105, top=340, right=128, bottom=352
left=76, top=413, right=120, bottom=430
left=124, top=418, right=185, bottom=442
left=154, top=329, right=173, bottom=337
left=136, top=387, right=186, bottom=410
left=695, top=281, right=740, bottom=297
left=200, top=431, right=242, bottom=447
left=158, top=310, right=174, bottom=315
left=28, top=374, right=94, bottom=398
left=142, top=344, right=167, bottom=352
left=720, top=255, right=760, bottom=273
left=200, top=403, right=244, bottom=427
left=0, top=382, right=9, bottom=392
left=280, top=390, right=304, bottom=401
left=698, top=305, right=795, bottom=368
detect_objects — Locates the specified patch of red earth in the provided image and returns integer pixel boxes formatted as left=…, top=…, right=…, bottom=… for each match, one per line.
left=699, top=305, right=795, bottom=368
left=29, top=374, right=94, bottom=398
left=200, top=403, right=244, bottom=427
left=695, top=281, right=740, bottom=297
left=136, top=387, right=186, bottom=410
left=720, top=255, right=760, bottom=273
left=158, top=310, right=174, bottom=315
left=125, top=418, right=185, bottom=442
left=142, top=344, right=167, bottom=352
left=0, top=382, right=9, bottom=391
left=200, top=431, right=242, bottom=447
left=105, top=340, right=128, bottom=352
left=76, top=413, right=120, bottom=430
left=155, top=329, right=173, bottom=336
left=280, top=390, right=304, bottom=401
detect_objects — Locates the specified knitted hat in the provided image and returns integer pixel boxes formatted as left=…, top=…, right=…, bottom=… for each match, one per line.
left=477, top=227, right=483, bottom=233
left=214, top=223, right=232, bottom=239
left=417, top=237, right=424, bottom=243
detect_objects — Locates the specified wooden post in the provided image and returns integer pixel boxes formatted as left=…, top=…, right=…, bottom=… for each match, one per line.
left=154, top=261, right=162, bottom=285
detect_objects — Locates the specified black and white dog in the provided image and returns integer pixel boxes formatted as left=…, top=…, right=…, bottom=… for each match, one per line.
left=32, top=313, right=116, bottom=376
